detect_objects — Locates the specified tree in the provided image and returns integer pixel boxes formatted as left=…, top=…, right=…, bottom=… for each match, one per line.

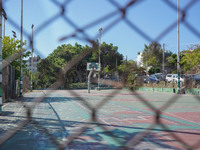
left=166, top=53, right=177, bottom=67
left=148, top=67, right=160, bottom=75
left=181, top=46, right=200, bottom=73
left=91, top=42, right=123, bottom=74
left=142, top=42, right=163, bottom=67
left=2, top=36, right=19, bottom=59
left=118, top=60, right=138, bottom=85
left=141, top=42, right=174, bottom=69
left=36, top=59, right=57, bottom=89
left=35, top=42, right=123, bottom=89
left=2, top=36, right=30, bottom=79
left=36, top=44, right=78, bottom=89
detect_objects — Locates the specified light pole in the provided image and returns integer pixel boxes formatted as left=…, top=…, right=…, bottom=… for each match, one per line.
left=163, top=43, right=165, bottom=74
left=0, top=0, right=3, bottom=113
left=98, top=28, right=102, bottom=90
left=146, top=49, right=148, bottom=74
left=20, top=0, right=23, bottom=97
left=31, top=24, right=34, bottom=92
left=2, top=9, right=7, bottom=37
left=11, top=31, right=16, bottom=98
left=177, top=0, right=180, bottom=94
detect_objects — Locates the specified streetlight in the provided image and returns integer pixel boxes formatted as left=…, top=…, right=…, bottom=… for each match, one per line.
left=145, top=48, right=148, bottom=74
left=177, top=0, right=180, bottom=94
left=12, top=31, right=16, bottom=41
left=12, top=31, right=16, bottom=38
left=31, top=24, right=34, bottom=92
left=2, top=8, right=7, bottom=37
left=163, top=43, right=165, bottom=74
left=11, top=31, right=16, bottom=96
left=98, top=28, right=102, bottom=90
left=20, top=0, right=23, bottom=97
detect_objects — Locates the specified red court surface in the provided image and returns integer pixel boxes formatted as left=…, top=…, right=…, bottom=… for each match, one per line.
left=0, top=89, right=200, bottom=150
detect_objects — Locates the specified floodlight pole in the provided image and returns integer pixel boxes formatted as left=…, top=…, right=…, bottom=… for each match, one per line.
left=163, top=43, right=165, bottom=74
left=31, top=24, right=34, bottom=92
left=0, top=0, right=3, bottom=113
left=98, top=28, right=102, bottom=90
left=3, top=16, right=5, bottom=37
left=20, top=0, right=23, bottom=96
left=146, top=48, right=148, bottom=74
left=2, top=9, right=7, bottom=37
left=177, top=0, right=180, bottom=94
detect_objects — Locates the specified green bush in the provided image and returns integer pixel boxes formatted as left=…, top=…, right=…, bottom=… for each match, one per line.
left=148, top=67, right=160, bottom=75
left=69, top=82, right=88, bottom=89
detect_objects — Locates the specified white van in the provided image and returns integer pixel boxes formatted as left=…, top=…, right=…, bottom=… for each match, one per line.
left=166, top=74, right=173, bottom=82
left=172, top=74, right=185, bottom=83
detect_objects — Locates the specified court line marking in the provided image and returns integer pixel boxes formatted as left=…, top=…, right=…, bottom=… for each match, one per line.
left=111, top=100, right=200, bottom=127
left=70, top=91, right=200, bottom=127
left=2, top=103, right=9, bottom=108
left=1, top=102, right=27, bottom=129
left=163, top=112, right=200, bottom=125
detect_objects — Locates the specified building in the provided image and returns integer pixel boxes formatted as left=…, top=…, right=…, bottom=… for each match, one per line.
left=26, top=55, right=41, bottom=73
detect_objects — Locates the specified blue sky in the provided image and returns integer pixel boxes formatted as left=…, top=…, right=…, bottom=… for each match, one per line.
left=3, top=0, right=200, bottom=60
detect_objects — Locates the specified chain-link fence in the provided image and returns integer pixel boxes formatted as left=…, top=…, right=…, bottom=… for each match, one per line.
left=1, top=0, right=200, bottom=149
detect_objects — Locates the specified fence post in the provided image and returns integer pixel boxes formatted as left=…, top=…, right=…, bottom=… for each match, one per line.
left=6, top=65, right=9, bottom=101
left=16, top=80, right=18, bottom=96
left=10, top=65, right=12, bottom=98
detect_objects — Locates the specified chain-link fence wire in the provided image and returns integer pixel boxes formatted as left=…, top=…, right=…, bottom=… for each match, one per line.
left=1, top=0, right=200, bottom=149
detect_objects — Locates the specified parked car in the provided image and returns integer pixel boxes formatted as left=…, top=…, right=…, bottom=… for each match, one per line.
left=155, top=73, right=166, bottom=81
left=179, top=75, right=185, bottom=83
left=148, top=74, right=160, bottom=83
left=166, top=74, right=173, bottom=83
left=193, top=74, right=200, bottom=80
left=185, top=74, right=200, bottom=81
left=172, top=74, right=177, bottom=83
left=172, top=74, right=185, bottom=84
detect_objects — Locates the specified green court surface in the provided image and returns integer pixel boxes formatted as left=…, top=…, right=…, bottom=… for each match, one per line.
left=0, top=89, right=200, bottom=150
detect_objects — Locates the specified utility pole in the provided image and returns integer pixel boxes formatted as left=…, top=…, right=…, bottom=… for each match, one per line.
left=0, top=0, right=3, bottom=113
left=2, top=9, right=7, bottom=37
left=20, top=0, right=23, bottom=96
left=126, top=55, right=127, bottom=64
left=177, top=0, right=180, bottom=94
left=31, top=24, right=34, bottom=92
left=11, top=31, right=16, bottom=100
left=116, top=58, right=117, bottom=70
left=163, top=43, right=165, bottom=74
left=116, top=57, right=119, bottom=81
left=98, top=28, right=102, bottom=91
left=146, top=49, right=148, bottom=74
